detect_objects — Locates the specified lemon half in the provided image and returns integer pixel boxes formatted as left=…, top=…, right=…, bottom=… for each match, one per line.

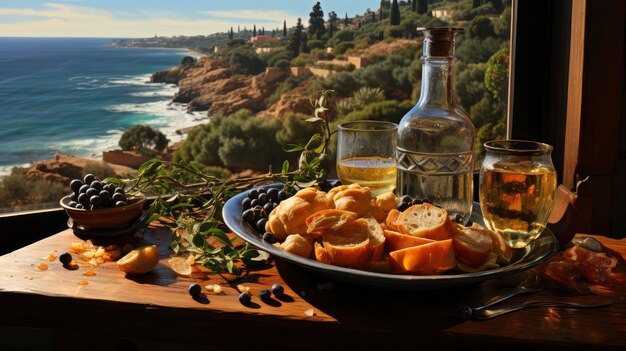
left=117, top=245, right=159, bottom=275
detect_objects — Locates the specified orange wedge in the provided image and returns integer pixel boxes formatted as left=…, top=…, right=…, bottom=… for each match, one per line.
left=384, top=229, right=435, bottom=252
left=389, top=239, right=455, bottom=275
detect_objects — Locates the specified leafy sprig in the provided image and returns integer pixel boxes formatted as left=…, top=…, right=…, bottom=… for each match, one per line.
left=105, top=90, right=336, bottom=275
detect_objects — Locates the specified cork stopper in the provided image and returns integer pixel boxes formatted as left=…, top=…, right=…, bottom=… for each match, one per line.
left=418, top=27, right=463, bottom=59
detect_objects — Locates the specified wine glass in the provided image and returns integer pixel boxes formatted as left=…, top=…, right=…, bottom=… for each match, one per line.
left=479, top=140, right=557, bottom=248
left=336, top=120, right=398, bottom=196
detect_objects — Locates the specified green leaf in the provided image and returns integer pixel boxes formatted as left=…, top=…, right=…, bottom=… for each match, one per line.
left=241, top=250, right=260, bottom=259
left=192, top=234, right=207, bottom=248
left=210, top=229, right=234, bottom=248
left=281, top=160, right=289, bottom=175
left=283, top=143, right=305, bottom=152
left=102, top=177, right=122, bottom=186
left=138, top=159, right=162, bottom=177
left=169, top=202, right=194, bottom=210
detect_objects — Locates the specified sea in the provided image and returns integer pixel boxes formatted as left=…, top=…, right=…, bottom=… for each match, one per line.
left=0, top=37, right=205, bottom=175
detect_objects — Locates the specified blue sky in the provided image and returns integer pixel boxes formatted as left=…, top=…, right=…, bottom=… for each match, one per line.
left=0, top=0, right=381, bottom=37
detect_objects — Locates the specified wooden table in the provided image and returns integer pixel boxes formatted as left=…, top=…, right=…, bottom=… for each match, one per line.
left=0, top=227, right=624, bottom=351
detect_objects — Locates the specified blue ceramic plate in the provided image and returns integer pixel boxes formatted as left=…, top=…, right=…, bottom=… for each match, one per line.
left=222, top=184, right=558, bottom=290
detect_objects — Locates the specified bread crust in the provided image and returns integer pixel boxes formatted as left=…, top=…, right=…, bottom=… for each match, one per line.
left=396, top=204, right=452, bottom=241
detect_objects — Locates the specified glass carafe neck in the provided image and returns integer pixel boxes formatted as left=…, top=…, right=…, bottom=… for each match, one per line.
left=417, top=58, right=456, bottom=108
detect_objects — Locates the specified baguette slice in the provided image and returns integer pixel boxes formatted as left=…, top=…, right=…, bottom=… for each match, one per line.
left=314, top=241, right=331, bottom=264
left=384, top=229, right=435, bottom=252
left=321, top=218, right=371, bottom=269
left=306, top=209, right=358, bottom=236
left=396, top=203, right=452, bottom=241
left=385, top=209, right=402, bottom=231
left=389, top=239, right=456, bottom=275
left=451, top=224, right=493, bottom=268
left=364, top=216, right=386, bottom=261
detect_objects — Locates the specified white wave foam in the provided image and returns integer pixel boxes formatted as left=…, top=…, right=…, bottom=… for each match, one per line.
left=109, top=74, right=152, bottom=86
left=107, top=100, right=206, bottom=143
left=128, top=84, right=178, bottom=97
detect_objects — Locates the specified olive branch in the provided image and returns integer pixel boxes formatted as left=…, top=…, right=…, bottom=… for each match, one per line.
left=104, top=90, right=336, bottom=275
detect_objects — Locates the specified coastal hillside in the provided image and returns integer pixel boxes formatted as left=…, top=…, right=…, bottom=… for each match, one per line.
left=0, top=0, right=511, bottom=212
left=156, top=0, right=511, bottom=177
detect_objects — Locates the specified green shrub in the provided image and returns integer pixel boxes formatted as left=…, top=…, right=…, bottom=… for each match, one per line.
left=181, top=56, right=197, bottom=66
left=385, top=25, right=405, bottom=39
left=274, top=59, right=291, bottom=69
left=228, top=46, right=266, bottom=75
left=119, top=125, right=168, bottom=154
left=338, top=99, right=413, bottom=126
left=291, top=57, right=309, bottom=67
left=0, top=168, right=66, bottom=209
left=353, top=87, right=385, bottom=107
left=334, top=42, right=355, bottom=55
left=308, top=40, right=325, bottom=50
left=81, top=162, right=117, bottom=179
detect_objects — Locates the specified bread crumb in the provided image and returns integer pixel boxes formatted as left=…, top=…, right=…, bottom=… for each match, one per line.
left=304, top=309, right=315, bottom=316
left=237, top=284, right=250, bottom=293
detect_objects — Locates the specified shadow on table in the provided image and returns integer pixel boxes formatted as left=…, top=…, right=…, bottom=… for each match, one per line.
left=275, top=258, right=534, bottom=332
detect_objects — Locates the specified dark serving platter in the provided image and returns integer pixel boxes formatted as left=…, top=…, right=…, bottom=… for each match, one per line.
left=223, top=184, right=558, bottom=290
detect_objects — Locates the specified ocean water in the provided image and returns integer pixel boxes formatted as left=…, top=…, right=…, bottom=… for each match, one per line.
left=0, top=37, right=205, bottom=174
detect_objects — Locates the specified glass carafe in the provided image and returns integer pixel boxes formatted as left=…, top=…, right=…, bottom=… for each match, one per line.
left=397, top=27, right=476, bottom=224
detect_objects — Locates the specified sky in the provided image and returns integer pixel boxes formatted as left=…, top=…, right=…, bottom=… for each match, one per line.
left=0, top=0, right=381, bottom=38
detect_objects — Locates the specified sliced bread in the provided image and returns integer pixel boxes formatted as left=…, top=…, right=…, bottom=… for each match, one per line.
left=305, top=209, right=357, bottom=236
left=451, top=224, right=493, bottom=268
left=396, top=203, right=452, bottom=241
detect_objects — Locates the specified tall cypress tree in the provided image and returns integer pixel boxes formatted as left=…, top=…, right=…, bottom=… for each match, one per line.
left=253, top=24, right=257, bottom=36
left=379, top=0, right=384, bottom=21
left=308, top=2, right=325, bottom=40
left=417, top=0, right=428, bottom=14
left=328, top=11, right=337, bottom=37
left=283, top=20, right=287, bottom=37
left=371, top=11, right=376, bottom=22
left=228, top=27, right=234, bottom=40
left=390, top=0, right=400, bottom=25
left=262, top=27, right=265, bottom=36
left=288, top=18, right=304, bottom=56
left=344, top=13, right=349, bottom=26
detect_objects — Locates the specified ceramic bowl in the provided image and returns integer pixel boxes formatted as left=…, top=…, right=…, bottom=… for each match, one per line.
left=60, top=195, right=146, bottom=230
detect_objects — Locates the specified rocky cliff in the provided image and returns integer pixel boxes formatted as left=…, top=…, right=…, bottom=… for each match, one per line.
left=151, top=57, right=290, bottom=116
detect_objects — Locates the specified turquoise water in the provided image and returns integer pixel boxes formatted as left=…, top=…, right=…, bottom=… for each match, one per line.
left=0, top=37, right=203, bottom=174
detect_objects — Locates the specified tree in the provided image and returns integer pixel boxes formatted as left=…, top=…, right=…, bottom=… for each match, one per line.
left=119, top=125, right=168, bottom=154
left=228, top=27, right=234, bottom=40
left=485, top=48, right=509, bottom=100
left=262, top=27, right=265, bottom=36
left=253, top=24, right=257, bottom=36
left=181, top=56, right=196, bottom=66
left=390, top=0, right=401, bottom=25
left=371, top=11, right=376, bottom=22
left=468, top=16, right=495, bottom=39
left=473, top=0, right=483, bottom=8
left=417, top=0, right=428, bottom=14
left=308, top=2, right=325, bottom=40
left=379, top=0, right=384, bottom=21
left=412, top=0, right=417, bottom=12
left=344, top=13, right=349, bottom=26
left=228, top=47, right=266, bottom=75
left=283, top=20, right=287, bottom=37
left=288, top=18, right=304, bottom=56
left=271, top=29, right=276, bottom=37
left=238, top=25, right=240, bottom=33
left=328, top=11, right=338, bottom=38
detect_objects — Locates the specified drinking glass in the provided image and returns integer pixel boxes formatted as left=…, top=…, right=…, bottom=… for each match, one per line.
left=479, top=140, right=557, bottom=248
left=336, top=120, right=398, bottom=196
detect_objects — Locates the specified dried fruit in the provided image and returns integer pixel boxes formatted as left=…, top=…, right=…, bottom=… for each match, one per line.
left=205, top=284, right=223, bottom=294
left=83, top=270, right=96, bottom=276
left=43, top=254, right=57, bottom=262
left=304, top=309, right=315, bottom=316
left=78, top=280, right=89, bottom=285
left=37, top=263, right=48, bottom=270
left=168, top=257, right=192, bottom=276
